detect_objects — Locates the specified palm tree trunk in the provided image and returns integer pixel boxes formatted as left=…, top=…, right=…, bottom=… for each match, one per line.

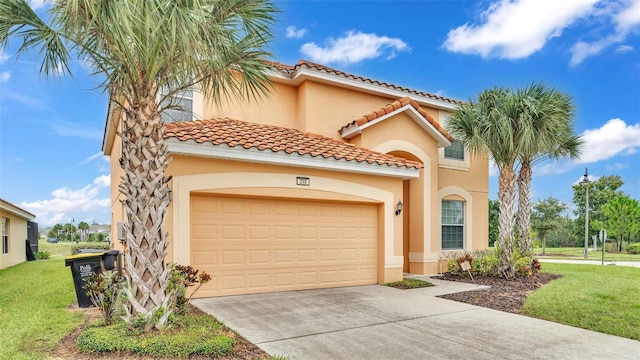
left=119, top=95, right=174, bottom=329
left=497, top=166, right=517, bottom=279
left=517, top=161, right=533, bottom=259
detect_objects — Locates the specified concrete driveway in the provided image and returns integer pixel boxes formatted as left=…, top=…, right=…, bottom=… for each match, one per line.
left=192, top=277, right=640, bottom=360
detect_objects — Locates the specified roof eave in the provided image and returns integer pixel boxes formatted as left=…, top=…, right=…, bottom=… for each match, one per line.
left=0, top=199, right=36, bottom=220
left=166, top=139, right=421, bottom=179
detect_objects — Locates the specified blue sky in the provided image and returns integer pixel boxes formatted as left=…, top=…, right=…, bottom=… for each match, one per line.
left=0, top=0, right=639, bottom=227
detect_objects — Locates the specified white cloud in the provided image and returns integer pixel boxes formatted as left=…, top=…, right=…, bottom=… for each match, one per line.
left=615, top=44, right=635, bottom=53
left=286, top=26, right=308, bottom=39
left=443, top=0, right=598, bottom=59
left=0, top=71, right=10, bottom=82
left=48, top=119, right=102, bottom=140
left=572, top=174, right=598, bottom=186
left=20, top=175, right=110, bottom=227
left=606, top=162, right=629, bottom=170
left=570, top=0, right=640, bottom=65
left=0, top=50, right=10, bottom=65
left=73, top=152, right=108, bottom=168
left=615, top=0, right=640, bottom=32
left=535, top=160, right=575, bottom=175
left=301, top=31, right=409, bottom=65
left=578, top=118, right=640, bottom=163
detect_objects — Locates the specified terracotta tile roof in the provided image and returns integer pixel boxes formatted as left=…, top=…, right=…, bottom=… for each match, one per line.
left=340, top=97, right=455, bottom=142
left=272, top=60, right=462, bottom=105
left=164, top=118, right=423, bottom=169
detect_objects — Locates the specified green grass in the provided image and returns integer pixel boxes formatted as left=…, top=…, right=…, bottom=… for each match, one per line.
left=535, top=247, right=640, bottom=261
left=384, top=278, right=434, bottom=289
left=524, top=263, right=640, bottom=340
left=0, top=258, right=83, bottom=359
left=38, top=240, right=77, bottom=257
left=77, top=314, right=235, bottom=357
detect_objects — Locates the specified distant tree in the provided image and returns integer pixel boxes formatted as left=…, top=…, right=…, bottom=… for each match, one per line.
left=96, top=233, right=106, bottom=242
left=48, top=224, right=63, bottom=241
left=63, top=223, right=77, bottom=242
left=572, top=175, right=625, bottom=241
left=546, top=216, right=575, bottom=248
left=598, top=196, right=640, bottom=251
left=78, top=221, right=90, bottom=242
left=488, top=199, right=499, bottom=247
left=531, top=197, right=567, bottom=254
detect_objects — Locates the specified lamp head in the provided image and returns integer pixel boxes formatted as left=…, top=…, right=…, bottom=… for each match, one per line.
left=582, top=168, right=590, bottom=184
left=395, top=200, right=403, bottom=216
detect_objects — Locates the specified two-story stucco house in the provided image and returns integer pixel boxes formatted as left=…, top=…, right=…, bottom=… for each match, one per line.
left=102, top=60, right=489, bottom=298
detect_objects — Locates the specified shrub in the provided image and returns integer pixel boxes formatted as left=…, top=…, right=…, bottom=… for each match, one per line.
left=472, top=253, right=499, bottom=276
left=169, top=264, right=211, bottom=316
left=85, top=271, right=124, bottom=325
left=77, top=314, right=235, bottom=357
left=446, top=259, right=460, bottom=275
left=34, top=250, right=50, bottom=260
left=628, top=243, right=640, bottom=254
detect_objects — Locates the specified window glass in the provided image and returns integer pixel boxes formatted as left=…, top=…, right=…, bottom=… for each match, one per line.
left=160, top=88, right=194, bottom=122
left=442, top=200, right=464, bottom=250
left=444, top=140, right=465, bottom=160
left=2, top=218, right=8, bottom=254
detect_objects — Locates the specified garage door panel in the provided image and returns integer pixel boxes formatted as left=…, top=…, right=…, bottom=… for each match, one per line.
left=191, top=195, right=378, bottom=297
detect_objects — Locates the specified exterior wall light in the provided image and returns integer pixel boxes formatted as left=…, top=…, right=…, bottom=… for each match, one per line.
left=395, top=200, right=403, bottom=216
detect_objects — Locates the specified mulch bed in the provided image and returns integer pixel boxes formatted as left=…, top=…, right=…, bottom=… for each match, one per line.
left=437, top=272, right=563, bottom=314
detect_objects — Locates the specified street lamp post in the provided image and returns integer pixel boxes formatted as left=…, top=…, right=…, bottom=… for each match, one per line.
left=581, top=168, right=591, bottom=259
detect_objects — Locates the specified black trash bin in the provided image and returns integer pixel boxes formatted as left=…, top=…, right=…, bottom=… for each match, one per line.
left=65, top=253, right=104, bottom=308
left=102, top=250, right=122, bottom=275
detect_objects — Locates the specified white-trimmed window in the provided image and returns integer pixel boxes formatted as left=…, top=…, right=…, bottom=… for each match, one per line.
left=2, top=218, right=8, bottom=254
left=160, top=87, right=194, bottom=122
left=442, top=200, right=464, bottom=250
left=444, top=140, right=465, bottom=160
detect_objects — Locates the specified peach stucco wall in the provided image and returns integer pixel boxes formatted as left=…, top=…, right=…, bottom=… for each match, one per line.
left=203, top=79, right=393, bottom=140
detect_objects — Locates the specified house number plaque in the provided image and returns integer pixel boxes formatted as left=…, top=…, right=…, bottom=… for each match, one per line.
left=296, top=177, right=310, bottom=186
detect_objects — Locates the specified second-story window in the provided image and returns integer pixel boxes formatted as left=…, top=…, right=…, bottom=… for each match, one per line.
left=160, top=87, right=194, bottom=122
left=444, top=139, right=465, bottom=160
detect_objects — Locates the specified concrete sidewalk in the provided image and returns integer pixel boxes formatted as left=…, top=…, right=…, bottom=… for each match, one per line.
left=193, top=278, right=640, bottom=360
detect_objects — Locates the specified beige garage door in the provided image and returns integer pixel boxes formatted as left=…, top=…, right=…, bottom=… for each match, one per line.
left=190, top=194, right=378, bottom=297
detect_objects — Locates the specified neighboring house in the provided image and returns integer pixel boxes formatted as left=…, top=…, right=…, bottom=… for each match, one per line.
left=102, top=60, right=489, bottom=297
left=0, top=198, right=36, bottom=270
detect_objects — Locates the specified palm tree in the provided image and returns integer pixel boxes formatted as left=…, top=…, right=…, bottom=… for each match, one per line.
left=1, top=0, right=276, bottom=329
left=514, top=83, right=582, bottom=259
left=447, top=87, right=522, bottom=278
left=78, top=221, right=90, bottom=242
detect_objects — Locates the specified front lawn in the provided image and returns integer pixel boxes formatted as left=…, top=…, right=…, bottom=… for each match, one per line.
left=0, top=258, right=83, bottom=359
left=523, top=263, right=640, bottom=340
left=0, top=258, right=274, bottom=359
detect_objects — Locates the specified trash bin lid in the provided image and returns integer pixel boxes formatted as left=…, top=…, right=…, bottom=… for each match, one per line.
left=65, top=252, right=106, bottom=266
left=105, top=249, right=120, bottom=255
